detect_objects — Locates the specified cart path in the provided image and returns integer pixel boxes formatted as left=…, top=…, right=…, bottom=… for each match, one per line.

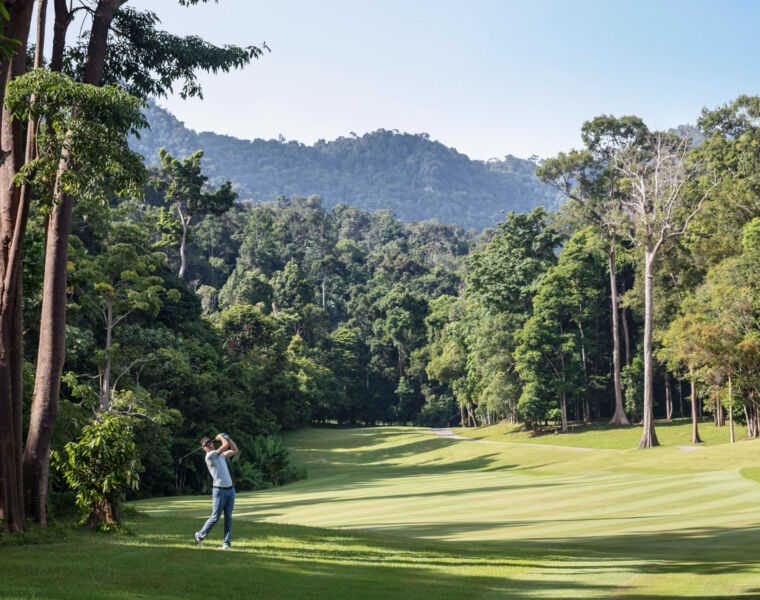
left=430, top=427, right=621, bottom=452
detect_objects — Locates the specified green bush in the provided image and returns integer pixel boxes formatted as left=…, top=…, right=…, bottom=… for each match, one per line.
left=51, top=414, right=140, bottom=532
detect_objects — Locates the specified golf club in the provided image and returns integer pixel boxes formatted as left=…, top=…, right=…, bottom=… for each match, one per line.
left=177, top=445, right=204, bottom=465
left=177, top=433, right=230, bottom=464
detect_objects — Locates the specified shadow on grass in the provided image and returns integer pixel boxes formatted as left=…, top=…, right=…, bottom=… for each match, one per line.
left=518, top=417, right=728, bottom=440
left=4, top=518, right=758, bottom=599
left=237, top=480, right=566, bottom=516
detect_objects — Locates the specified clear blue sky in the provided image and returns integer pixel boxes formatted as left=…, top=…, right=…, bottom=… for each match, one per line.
left=122, top=0, right=759, bottom=160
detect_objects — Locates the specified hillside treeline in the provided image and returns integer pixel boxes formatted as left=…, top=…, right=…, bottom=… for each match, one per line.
left=162, top=100, right=760, bottom=453
left=18, top=99, right=760, bottom=528
left=129, top=101, right=562, bottom=230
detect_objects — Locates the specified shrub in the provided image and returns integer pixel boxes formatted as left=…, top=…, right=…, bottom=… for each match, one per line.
left=51, top=414, right=139, bottom=532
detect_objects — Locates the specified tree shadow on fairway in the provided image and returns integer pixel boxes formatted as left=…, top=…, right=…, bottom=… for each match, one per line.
left=0, top=519, right=624, bottom=600
left=277, top=449, right=517, bottom=495
left=234, top=480, right=565, bottom=518
left=294, top=434, right=473, bottom=466
left=5, top=517, right=759, bottom=599
left=498, top=524, right=760, bottom=578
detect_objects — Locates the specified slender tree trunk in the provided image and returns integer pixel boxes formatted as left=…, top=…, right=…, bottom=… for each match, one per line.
left=728, top=373, right=736, bottom=444
left=743, top=405, right=752, bottom=438
left=0, top=0, right=36, bottom=534
left=16, top=0, right=47, bottom=521
left=608, top=235, right=629, bottom=425
left=747, top=402, right=759, bottom=439
left=690, top=371, right=702, bottom=444
left=321, top=274, right=326, bottom=310
left=621, top=307, right=631, bottom=367
left=99, top=298, right=113, bottom=411
left=678, top=378, right=684, bottom=417
left=665, top=375, right=673, bottom=421
left=560, top=391, right=568, bottom=433
left=715, top=393, right=724, bottom=427
left=728, top=375, right=734, bottom=444
left=577, top=322, right=590, bottom=423
left=178, top=215, right=188, bottom=279
left=638, top=250, right=659, bottom=448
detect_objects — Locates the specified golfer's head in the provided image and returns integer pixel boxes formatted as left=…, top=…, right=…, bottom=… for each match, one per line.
left=200, top=436, right=214, bottom=451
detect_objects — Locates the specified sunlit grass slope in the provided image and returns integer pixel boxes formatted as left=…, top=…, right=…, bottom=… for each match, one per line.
left=453, top=417, right=738, bottom=449
left=4, top=425, right=760, bottom=598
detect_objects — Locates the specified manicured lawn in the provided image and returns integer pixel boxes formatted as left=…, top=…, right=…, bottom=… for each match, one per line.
left=453, top=417, right=741, bottom=449
left=3, top=425, right=760, bottom=598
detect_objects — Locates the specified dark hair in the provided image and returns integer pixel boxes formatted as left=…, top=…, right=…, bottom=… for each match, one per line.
left=200, top=436, right=212, bottom=447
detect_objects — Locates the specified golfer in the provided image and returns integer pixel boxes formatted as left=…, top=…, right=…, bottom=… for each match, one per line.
left=194, top=433, right=239, bottom=549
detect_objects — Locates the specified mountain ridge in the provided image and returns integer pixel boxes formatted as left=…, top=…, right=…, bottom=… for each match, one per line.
left=130, top=101, right=563, bottom=230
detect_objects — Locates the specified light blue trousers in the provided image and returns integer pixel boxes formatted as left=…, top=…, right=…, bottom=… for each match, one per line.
left=198, top=486, right=235, bottom=546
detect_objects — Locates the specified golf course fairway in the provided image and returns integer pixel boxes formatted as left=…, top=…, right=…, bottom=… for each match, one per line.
left=4, top=422, right=760, bottom=598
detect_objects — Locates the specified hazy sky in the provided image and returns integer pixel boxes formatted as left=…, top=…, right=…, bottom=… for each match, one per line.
left=120, top=0, right=759, bottom=160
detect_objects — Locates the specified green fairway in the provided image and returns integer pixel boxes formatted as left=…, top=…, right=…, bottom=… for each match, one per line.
left=4, top=425, right=760, bottom=598
left=452, top=417, right=741, bottom=449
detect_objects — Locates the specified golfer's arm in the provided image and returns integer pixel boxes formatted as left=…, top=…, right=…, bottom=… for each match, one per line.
left=225, top=438, right=239, bottom=458
left=216, top=435, right=230, bottom=456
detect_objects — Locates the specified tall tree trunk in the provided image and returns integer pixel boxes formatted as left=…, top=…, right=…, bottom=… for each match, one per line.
left=82, top=0, right=127, bottom=85
left=0, top=0, right=36, bottom=534
left=178, top=212, right=188, bottom=279
left=743, top=405, right=752, bottom=438
left=466, top=401, right=475, bottom=427
left=50, top=0, right=72, bottom=72
left=608, top=234, right=629, bottom=425
left=99, top=299, right=113, bottom=411
left=665, top=375, right=673, bottom=421
left=638, top=250, right=659, bottom=449
left=321, top=274, right=326, bottom=310
left=714, top=392, right=724, bottom=427
left=621, top=306, right=631, bottom=367
left=678, top=378, right=684, bottom=417
left=690, top=371, right=702, bottom=444
left=728, top=375, right=734, bottom=444
left=26, top=160, right=73, bottom=526
left=577, top=322, right=590, bottom=423
left=746, top=402, right=759, bottom=439
left=560, top=391, right=568, bottom=433
left=24, top=0, right=124, bottom=526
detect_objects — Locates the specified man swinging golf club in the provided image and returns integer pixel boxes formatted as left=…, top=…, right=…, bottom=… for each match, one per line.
left=194, top=433, right=239, bottom=549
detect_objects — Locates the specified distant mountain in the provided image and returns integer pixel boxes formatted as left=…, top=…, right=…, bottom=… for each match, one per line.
left=669, top=124, right=705, bottom=146
left=130, top=101, right=563, bottom=230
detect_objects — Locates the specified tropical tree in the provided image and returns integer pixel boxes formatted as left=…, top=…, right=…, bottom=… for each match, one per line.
left=537, top=115, right=648, bottom=425
left=152, top=148, right=236, bottom=280
left=75, top=217, right=179, bottom=411
left=7, top=68, right=146, bottom=525
left=614, top=131, right=716, bottom=448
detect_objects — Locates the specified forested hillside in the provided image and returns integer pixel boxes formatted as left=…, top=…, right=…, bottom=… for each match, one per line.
left=129, top=102, right=562, bottom=230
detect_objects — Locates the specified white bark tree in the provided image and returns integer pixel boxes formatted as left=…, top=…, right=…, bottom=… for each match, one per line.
left=614, top=132, right=716, bottom=448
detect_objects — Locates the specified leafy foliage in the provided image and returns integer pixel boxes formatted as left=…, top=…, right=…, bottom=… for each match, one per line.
left=51, top=414, right=139, bottom=531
